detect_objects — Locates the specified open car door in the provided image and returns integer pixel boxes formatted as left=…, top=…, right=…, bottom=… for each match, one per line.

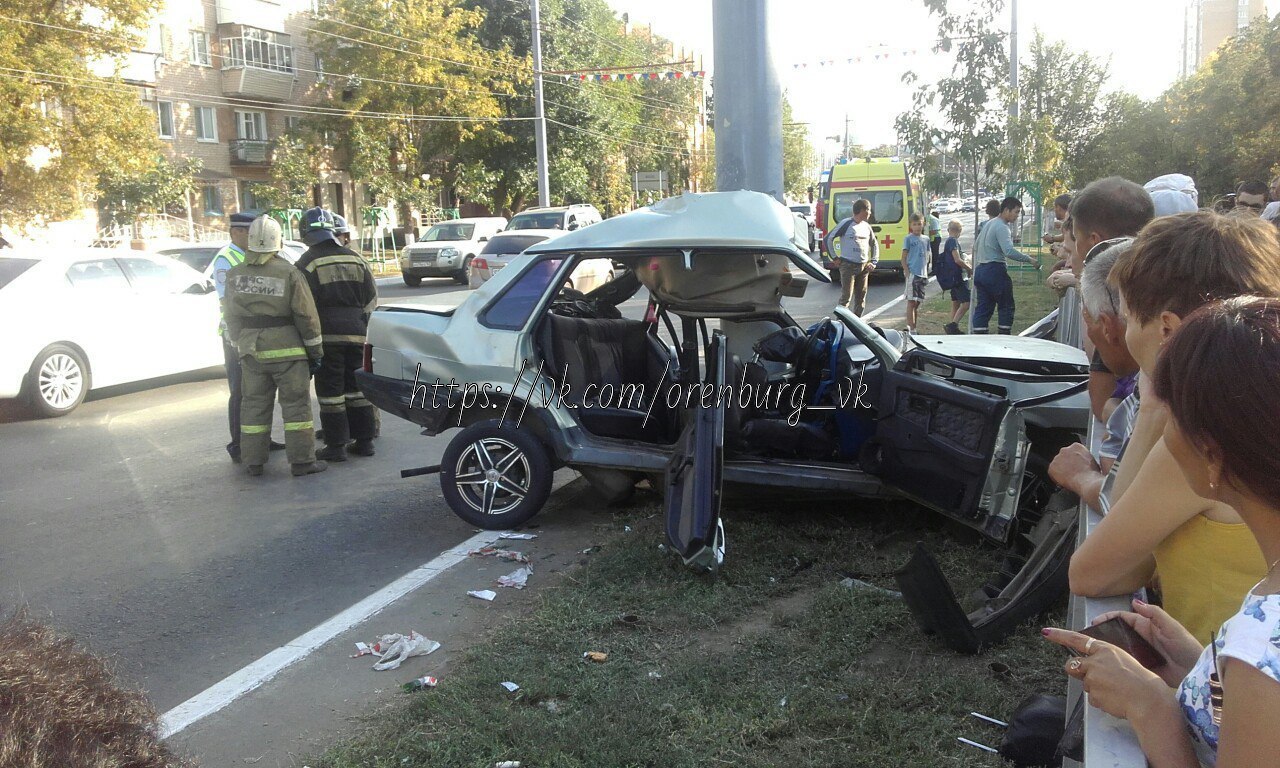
left=865, top=350, right=1017, bottom=537
left=664, top=331, right=727, bottom=571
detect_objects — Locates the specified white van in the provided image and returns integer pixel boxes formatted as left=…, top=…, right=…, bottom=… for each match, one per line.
left=400, top=217, right=507, bottom=286
left=505, top=204, right=602, bottom=232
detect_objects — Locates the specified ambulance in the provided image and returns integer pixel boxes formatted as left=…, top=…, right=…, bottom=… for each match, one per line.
left=822, top=157, right=925, bottom=279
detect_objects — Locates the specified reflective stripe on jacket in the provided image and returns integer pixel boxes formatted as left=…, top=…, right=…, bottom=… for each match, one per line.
left=223, top=254, right=323, bottom=363
left=294, top=241, right=378, bottom=344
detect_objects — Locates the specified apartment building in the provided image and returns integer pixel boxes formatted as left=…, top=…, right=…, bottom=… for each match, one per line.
left=1182, top=0, right=1269, bottom=77
left=117, top=0, right=358, bottom=233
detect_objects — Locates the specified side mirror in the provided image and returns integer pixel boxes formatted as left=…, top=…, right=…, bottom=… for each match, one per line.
left=567, top=222, right=580, bottom=231
left=478, top=236, right=489, bottom=242
left=185, top=280, right=215, bottom=295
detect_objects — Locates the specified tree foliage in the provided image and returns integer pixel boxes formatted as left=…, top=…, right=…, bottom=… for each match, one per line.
left=782, top=98, right=816, bottom=201
left=98, top=156, right=201, bottom=223
left=1, top=0, right=164, bottom=228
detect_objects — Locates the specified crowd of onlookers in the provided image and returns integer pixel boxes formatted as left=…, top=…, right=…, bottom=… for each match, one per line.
left=1031, top=172, right=1280, bottom=766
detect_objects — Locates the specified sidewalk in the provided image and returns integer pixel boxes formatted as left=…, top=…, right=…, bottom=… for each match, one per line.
left=167, top=475, right=613, bottom=767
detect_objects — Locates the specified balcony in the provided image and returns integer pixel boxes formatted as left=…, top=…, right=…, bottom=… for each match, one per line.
left=230, top=139, right=271, bottom=165
left=220, top=35, right=296, bottom=101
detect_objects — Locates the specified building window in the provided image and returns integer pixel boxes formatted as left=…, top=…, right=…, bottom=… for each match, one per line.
left=195, top=106, right=218, bottom=142
left=189, top=30, right=211, bottom=66
left=202, top=185, right=223, bottom=215
left=157, top=100, right=174, bottom=139
left=314, top=54, right=326, bottom=82
left=235, top=110, right=267, bottom=141
left=285, top=115, right=301, bottom=133
left=239, top=181, right=263, bottom=212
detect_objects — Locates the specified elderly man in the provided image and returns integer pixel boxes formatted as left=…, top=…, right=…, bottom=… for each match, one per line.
left=1048, top=240, right=1139, bottom=511
left=1067, top=177, right=1154, bottom=421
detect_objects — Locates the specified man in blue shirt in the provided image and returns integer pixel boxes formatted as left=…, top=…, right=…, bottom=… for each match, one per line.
left=971, top=196, right=1036, bottom=334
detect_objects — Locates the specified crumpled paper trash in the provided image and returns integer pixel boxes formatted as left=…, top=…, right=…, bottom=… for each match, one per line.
left=361, top=631, right=441, bottom=671
left=468, top=589, right=498, bottom=601
left=497, top=565, right=533, bottom=589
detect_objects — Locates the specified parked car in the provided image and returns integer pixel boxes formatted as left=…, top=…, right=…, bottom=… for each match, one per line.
left=156, top=240, right=304, bottom=278
left=469, top=230, right=560, bottom=288
left=788, top=203, right=818, bottom=252
left=506, top=204, right=602, bottom=232
left=400, top=218, right=506, bottom=287
left=0, top=249, right=223, bottom=416
left=356, top=191, right=1090, bottom=652
left=471, top=229, right=613, bottom=293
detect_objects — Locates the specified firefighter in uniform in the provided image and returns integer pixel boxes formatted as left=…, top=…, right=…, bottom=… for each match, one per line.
left=295, top=207, right=378, bottom=462
left=223, top=215, right=328, bottom=477
left=214, top=212, right=286, bottom=462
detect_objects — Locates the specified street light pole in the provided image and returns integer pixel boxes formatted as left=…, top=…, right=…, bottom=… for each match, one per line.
left=530, top=0, right=550, bottom=207
left=712, top=0, right=783, bottom=200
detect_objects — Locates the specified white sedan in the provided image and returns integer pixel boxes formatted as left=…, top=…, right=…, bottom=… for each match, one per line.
left=468, top=229, right=561, bottom=288
left=0, top=249, right=224, bottom=417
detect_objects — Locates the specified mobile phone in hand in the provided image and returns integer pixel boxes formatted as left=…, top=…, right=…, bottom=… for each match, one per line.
left=1076, top=617, right=1164, bottom=670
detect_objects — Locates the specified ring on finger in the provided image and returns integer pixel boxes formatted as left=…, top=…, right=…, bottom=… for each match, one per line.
left=1084, top=638, right=1097, bottom=655
left=1068, top=658, right=1083, bottom=672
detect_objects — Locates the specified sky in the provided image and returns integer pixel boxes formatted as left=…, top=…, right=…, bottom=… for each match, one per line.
left=604, top=0, right=1280, bottom=165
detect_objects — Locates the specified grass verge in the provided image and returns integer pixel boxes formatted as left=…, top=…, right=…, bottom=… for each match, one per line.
left=314, top=494, right=1067, bottom=768
left=916, top=270, right=1061, bottom=336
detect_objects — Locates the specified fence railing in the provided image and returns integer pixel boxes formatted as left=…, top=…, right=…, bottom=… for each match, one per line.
left=221, top=35, right=294, bottom=73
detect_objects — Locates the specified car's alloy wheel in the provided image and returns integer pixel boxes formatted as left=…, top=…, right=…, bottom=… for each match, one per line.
left=27, top=345, right=89, bottom=417
left=440, top=420, right=553, bottom=528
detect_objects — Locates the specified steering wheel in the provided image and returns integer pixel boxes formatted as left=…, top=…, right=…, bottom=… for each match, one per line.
left=802, top=318, right=839, bottom=369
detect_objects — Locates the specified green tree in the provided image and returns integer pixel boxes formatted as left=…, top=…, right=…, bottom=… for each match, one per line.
left=97, top=156, right=201, bottom=227
left=246, top=130, right=319, bottom=211
left=782, top=99, right=816, bottom=201
left=1, top=0, right=164, bottom=228
left=896, top=0, right=1010, bottom=220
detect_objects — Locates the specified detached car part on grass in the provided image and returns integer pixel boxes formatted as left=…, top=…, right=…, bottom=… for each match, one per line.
left=358, top=191, right=1090, bottom=649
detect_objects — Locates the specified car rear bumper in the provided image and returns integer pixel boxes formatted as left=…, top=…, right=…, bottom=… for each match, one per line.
left=356, top=370, right=456, bottom=434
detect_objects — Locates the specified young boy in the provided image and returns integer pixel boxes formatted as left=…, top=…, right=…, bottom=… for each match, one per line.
left=942, top=220, right=972, bottom=334
left=901, top=213, right=930, bottom=333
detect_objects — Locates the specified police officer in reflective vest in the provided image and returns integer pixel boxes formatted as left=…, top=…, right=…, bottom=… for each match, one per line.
left=295, top=207, right=378, bottom=461
left=223, top=215, right=327, bottom=477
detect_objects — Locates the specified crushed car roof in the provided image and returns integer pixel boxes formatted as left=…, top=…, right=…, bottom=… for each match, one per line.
left=525, top=191, right=814, bottom=257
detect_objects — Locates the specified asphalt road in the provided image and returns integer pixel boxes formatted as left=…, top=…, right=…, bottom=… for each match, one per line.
left=0, top=254, right=916, bottom=715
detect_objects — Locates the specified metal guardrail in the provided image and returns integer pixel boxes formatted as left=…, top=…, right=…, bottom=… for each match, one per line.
left=221, top=35, right=294, bottom=73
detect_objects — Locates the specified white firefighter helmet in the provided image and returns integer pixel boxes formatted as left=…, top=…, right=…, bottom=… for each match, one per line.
left=247, top=215, right=283, bottom=255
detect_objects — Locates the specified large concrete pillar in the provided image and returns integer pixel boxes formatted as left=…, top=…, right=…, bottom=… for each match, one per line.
left=712, top=0, right=783, bottom=201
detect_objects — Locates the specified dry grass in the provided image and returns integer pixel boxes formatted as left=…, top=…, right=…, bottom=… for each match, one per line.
left=0, top=610, right=188, bottom=768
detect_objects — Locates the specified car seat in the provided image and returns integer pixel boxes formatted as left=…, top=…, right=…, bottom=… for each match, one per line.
left=537, top=315, right=678, bottom=443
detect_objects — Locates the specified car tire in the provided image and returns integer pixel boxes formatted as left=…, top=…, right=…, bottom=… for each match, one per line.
left=403, top=275, right=422, bottom=287
left=454, top=257, right=473, bottom=285
left=440, top=420, right=553, bottom=529
left=25, top=344, right=90, bottom=418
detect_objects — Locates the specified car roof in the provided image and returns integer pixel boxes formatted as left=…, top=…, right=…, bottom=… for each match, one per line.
left=0, top=247, right=171, bottom=265
left=513, top=204, right=597, bottom=215
left=492, top=228, right=562, bottom=238
left=428, top=217, right=507, bottom=225
left=525, top=191, right=812, bottom=257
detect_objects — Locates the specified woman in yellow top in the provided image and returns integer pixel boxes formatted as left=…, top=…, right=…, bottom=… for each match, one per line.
left=1069, top=212, right=1280, bottom=641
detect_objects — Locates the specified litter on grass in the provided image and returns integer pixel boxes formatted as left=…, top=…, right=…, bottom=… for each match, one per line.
left=499, top=532, right=537, bottom=540
left=468, top=589, right=498, bottom=601
left=355, top=632, right=440, bottom=671
left=582, top=651, right=608, bottom=662
left=839, top=577, right=903, bottom=598
left=497, top=565, right=533, bottom=589
left=493, top=762, right=522, bottom=768
left=401, top=675, right=438, bottom=692
left=469, top=547, right=530, bottom=564
left=500, top=681, right=520, bottom=692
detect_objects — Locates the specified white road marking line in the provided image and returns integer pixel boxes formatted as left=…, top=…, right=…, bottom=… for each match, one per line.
left=160, top=530, right=502, bottom=739
left=862, top=277, right=938, bottom=321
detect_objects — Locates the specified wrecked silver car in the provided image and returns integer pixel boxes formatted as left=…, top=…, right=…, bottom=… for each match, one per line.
left=357, top=191, right=1089, bottom=650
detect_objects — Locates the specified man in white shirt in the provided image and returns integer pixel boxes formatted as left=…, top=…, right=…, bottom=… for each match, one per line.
left=822, top=198, right=879, bottom=315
